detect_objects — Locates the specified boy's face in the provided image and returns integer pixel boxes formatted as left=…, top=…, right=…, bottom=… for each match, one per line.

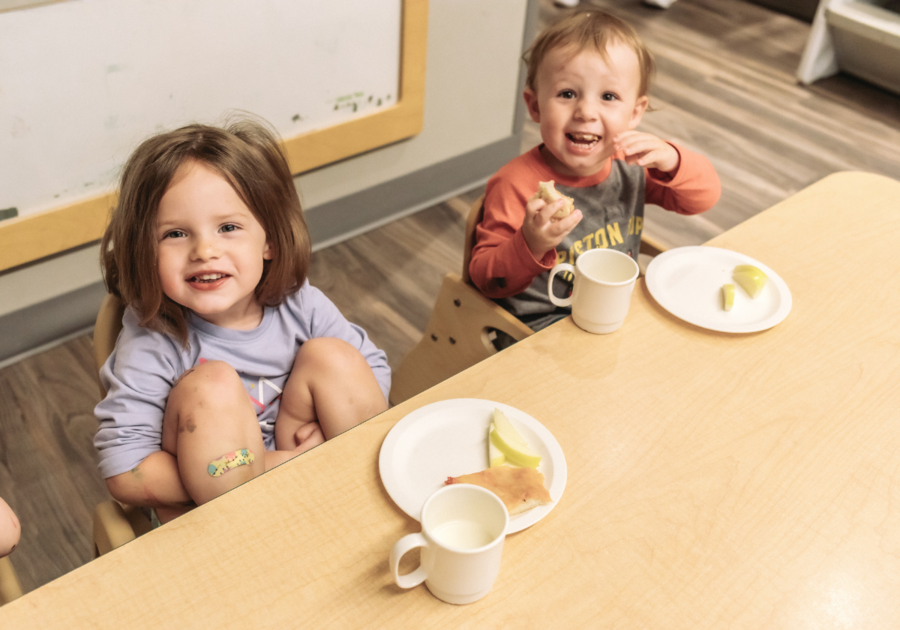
left=524, top=42, right=648, bottom=178
left=155, top=160, right=273, bottom=330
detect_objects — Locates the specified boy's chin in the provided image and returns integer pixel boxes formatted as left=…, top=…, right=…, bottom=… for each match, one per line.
left=542, top=145, right=611, bottom=178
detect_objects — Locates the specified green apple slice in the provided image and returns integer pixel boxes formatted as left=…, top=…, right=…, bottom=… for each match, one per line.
left=721, top=283, right=735, bottom=311
left=733, top=264, right=768, bottom=299
left=488, top=423, right=506, bottom=468
left=489, top=427, right=541, bottom=468
left=493, top=408, right=527, bottom=448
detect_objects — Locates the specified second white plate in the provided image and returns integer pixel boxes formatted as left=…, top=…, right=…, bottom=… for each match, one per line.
left=645, top=246, right=792, bottom=333
left=379, top=399, right=566, bottom=534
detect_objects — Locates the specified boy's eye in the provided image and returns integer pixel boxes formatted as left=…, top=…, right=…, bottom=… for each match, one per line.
left=602, top=92, right=619, bottom=102
left=221, top=224, right=239, bottom=233
left=558, top=90, right=576, bottom=99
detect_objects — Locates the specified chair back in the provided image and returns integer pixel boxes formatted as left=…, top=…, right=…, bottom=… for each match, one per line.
left=93, top=293, right=125, bottom=397
left=461, top=195, right=485, bottom=285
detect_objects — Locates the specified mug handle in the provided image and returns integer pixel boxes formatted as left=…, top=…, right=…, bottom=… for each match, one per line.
left=389, top=533, right=429, bottom=589
left=548, top=262, right=575, bottom=307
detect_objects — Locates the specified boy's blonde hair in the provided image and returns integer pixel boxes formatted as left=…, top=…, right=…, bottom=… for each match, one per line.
left=101, top=117, right=311, bottom=345
left=524, top=10, right=655, bottom=98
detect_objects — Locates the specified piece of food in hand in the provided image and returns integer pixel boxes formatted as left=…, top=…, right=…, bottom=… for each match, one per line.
left=721, top=283, right=735, bottom=311
left=530, top=180, right=574, bottom=220
left=488, top=423, right=506, bottom=468
left=732, top=264, right=768, bottom=299
left=446, top=466, right=552, bottom=516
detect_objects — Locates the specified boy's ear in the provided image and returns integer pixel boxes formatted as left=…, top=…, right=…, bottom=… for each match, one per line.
left=628, top=95, right=649, bottom=130
left=263, top=242, right=274, bottom=260
left=523, top=88, right=541, bottom=123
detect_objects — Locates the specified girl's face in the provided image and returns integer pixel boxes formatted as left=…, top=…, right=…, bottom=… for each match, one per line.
left=524, top=42, right=648, bottom=178
left=155, top=160, right=272, bottom=330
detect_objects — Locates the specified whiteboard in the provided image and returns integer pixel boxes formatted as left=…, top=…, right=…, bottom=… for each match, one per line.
left=0, top=0, right=402, bottom=218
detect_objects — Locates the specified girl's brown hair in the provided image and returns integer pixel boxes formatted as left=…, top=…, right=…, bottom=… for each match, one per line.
left=524, top=9, right=655, bottom=98
left=101, top=117, right=311, bottom=345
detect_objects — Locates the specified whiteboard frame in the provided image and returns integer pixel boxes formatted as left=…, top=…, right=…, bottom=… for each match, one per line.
left=0, top=0, right=427, bottom=272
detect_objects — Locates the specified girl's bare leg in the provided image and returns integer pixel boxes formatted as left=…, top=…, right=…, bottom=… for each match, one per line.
left=274, top=338, right=387, bottom=452
left=162, top=361, right=266, bottom=506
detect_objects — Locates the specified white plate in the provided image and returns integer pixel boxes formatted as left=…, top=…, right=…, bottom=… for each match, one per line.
left=379, top=399, right=566, bottom=534
left=645, top=246, right=792, bottom=333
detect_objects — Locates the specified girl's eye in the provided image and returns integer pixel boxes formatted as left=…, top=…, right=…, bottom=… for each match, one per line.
left=558, top=90, right=576, bottom=99
left=221, top=224, right=238, bottom=233
left=164, top=230, right=186, bottom=239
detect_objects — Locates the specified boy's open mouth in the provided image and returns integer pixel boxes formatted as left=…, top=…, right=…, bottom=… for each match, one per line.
left=567, top=132, right=600, bottom=147
left=189, top=273, right=230, bottom=283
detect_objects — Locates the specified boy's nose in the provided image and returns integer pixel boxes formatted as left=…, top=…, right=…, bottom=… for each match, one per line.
left=574, top=98, right=599, bottom=121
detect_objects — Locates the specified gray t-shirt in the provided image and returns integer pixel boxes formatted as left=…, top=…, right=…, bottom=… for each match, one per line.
left=498, top=159, right=645, bottom=331
left=94, top=281, right=391, bottom=478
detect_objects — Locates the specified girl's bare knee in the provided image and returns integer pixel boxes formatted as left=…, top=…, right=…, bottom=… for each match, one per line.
left=294, top=338, right=367, bottom=375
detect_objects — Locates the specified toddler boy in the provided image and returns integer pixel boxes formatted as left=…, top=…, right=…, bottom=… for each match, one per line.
left=470, top=10, right=720, bottom=332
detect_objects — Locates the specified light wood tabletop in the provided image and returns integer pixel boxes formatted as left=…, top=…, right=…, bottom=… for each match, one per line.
left=3, top=171, right=899, bottom=628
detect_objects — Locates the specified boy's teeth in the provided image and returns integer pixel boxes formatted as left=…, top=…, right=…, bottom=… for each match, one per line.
left=569, top=133, right=599, bottom=142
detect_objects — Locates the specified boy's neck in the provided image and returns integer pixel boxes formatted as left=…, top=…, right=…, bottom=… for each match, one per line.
left=538, top=145, right=612, bottom=182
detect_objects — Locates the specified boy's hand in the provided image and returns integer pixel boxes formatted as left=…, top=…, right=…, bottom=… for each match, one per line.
left=522, top=197, right=582, bottom=259
left=615, top=131, right=680, bottom=173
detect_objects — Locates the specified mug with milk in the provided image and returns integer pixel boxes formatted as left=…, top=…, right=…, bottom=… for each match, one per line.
left=389, top=484, right=509, bottom=605
left=548, top=248, right=640, bottom=334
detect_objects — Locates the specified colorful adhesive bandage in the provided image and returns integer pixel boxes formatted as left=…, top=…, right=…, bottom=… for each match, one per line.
left=208, top=448, right=255, bottom=477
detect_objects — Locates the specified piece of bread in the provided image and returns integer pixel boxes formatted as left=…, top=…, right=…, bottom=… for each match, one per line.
left=445, top=466, right=553, bottom=516
left=530, top=180, right=574, bottom=220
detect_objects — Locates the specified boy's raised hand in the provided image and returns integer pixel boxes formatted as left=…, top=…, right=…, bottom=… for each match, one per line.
left=615, top=131, right=680, bottom=174
left=522, top=197, right=582, bottom=260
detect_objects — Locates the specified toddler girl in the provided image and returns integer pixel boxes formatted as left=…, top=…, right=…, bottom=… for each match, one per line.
left=94, top=118, right=390, bottom=523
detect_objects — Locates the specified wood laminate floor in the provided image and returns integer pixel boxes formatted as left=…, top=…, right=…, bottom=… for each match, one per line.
left=2, top=0, right=899, bottom=596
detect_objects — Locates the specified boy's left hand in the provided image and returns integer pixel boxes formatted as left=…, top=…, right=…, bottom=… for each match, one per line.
left=615, top=131, right=680, bottom=173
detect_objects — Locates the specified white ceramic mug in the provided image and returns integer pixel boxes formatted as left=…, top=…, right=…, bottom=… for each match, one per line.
left=389, top=484, right=509, bottom=605
left=548, top=248, right=640, bottom=334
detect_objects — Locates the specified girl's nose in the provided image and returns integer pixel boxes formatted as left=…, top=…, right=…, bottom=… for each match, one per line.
left=191, top=236, right=220, bottom=261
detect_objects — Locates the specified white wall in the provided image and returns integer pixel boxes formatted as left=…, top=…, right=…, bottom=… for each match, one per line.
left=0, top=0, right=531, bottom=351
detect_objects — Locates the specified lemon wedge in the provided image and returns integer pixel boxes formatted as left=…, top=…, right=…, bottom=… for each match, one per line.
left=488, top=423, right=506, bottom=468
left=721, top=283, right=735, bottom=311
left=490, top=427, right=542, bottom=468
left=733, top=264, right=768, bottom=299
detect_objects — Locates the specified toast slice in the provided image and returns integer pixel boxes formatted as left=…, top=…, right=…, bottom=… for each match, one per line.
left=445, top=466, right=553, bottom=516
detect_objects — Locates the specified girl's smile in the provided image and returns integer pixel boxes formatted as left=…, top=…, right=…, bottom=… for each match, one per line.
left=156, top=160, right=272, bottom=330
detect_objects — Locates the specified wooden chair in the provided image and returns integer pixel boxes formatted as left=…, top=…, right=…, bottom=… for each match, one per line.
left=91, top=294, right=154, bottom=556
left=389, top=196, right=666, bottom=406
left=0, top=557, right=23, bottom=606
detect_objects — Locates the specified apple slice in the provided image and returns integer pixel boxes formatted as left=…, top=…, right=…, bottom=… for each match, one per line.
left=488, top=423, right=506, bottom=468
left=493, top=408, right=527, bottom=448
left=721, top=283, right=735, bottom=311
left=490, top=426, right=541, bottom=468
left=733, top=264, right=767, bottom=299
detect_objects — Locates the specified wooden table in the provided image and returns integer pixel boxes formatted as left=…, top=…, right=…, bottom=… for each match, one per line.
left=3, top=172, right=899, bottom=628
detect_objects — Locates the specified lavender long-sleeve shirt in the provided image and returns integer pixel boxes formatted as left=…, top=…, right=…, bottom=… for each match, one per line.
left=94, top=281, right=390, bottom=478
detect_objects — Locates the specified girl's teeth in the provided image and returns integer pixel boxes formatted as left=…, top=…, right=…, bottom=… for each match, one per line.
left=193, top=274, right=225, bottom=282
